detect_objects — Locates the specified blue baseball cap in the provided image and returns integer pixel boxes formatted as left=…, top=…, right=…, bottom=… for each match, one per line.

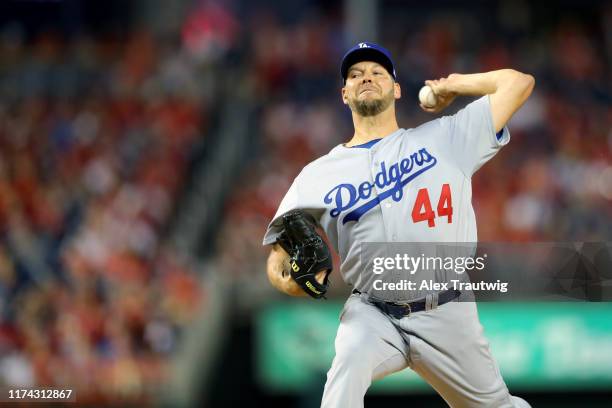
left=340, top=42, right=396, bottom=82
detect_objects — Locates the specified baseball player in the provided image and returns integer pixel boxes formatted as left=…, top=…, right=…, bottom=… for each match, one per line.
left=263, top=42, right=534, bottom=407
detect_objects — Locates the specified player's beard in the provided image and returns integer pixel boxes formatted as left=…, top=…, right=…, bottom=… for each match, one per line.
left=349, top=88, right=394, bottom=117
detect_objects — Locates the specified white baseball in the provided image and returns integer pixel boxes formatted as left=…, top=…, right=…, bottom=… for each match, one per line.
left=418, top=85, right=437, bottom=108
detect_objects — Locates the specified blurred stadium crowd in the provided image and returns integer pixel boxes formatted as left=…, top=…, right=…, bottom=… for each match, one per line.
left=0, top=0, right=610, bottom=404
left=0, top=31, right=205, bottom=403
left=218, top=1, right=611, bottom=283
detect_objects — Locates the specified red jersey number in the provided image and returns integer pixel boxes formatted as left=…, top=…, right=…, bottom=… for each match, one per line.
left=411, top=184, right=453, bottom=228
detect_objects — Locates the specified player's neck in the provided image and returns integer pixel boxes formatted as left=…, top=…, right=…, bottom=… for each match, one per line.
left=347, top=109, right=399, bottom=147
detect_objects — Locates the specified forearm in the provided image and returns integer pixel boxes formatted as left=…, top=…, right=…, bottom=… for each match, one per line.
left=267, top=244, right=307, bottom=297
left=445, top=69, right=530, bottom=97
left=266, top=243, right=330, bottom=297
left=445, top=69, right=535, bottom=131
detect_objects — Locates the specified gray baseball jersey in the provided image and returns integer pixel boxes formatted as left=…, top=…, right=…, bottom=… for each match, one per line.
left=263, top=96, right=509, bottom=297
left=262, top=95, right=532, bottom=408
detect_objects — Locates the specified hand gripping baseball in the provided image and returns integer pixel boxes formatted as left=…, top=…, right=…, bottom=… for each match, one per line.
left=276, top=210, right=333, bottom=299
left=420, top=74, right=459, bottom=113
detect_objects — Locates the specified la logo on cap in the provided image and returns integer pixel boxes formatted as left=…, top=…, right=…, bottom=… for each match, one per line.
left=358, top=43, right=369, bottom=48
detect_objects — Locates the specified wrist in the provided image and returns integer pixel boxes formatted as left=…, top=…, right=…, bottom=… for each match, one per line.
left=443, top=73, right=464, bottom=94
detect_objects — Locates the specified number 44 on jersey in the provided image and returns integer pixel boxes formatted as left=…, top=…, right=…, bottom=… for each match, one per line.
left=411, top=184, right=453, bottom=227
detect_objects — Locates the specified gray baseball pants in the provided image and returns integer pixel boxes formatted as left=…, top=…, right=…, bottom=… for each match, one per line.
left=320, top=293, right=531, bottom=408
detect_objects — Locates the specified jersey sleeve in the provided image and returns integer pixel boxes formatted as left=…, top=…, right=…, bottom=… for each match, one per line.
left=438, top=95, right=510, bottom=176
left=261, top=176, right=301, bottom=245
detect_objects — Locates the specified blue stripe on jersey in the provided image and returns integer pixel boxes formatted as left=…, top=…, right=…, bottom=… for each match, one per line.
left=350, top=138, right=382, bottom=149
left=496, top=129, right=503, bottom=141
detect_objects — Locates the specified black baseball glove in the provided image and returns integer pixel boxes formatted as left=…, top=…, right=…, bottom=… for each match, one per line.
left=276, top=210, right=333, bottom=299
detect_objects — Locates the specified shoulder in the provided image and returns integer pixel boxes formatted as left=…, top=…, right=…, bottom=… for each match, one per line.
left=289, top=150, right=336, bottom=188
left=404, top=118, right=446, bottom=141
left=303, top=141, right=361, bottom=170
left=446, top=96, right=490, bottom=121
left=410, top=97, right=490, bottom=134
left=411, top=118, right=444, bottom=133
left=298, top=152, right=335, bottom=182
left=304, top=151, right=334, bottom=169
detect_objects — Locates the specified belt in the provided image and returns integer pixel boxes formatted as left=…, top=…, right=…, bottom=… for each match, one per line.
left=352, top=288, right=461, bottom=319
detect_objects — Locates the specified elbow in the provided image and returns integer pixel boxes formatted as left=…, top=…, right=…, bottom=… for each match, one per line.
left=502, top=70, right=535, bottom=103
left=510, top=70, right=535, bottom=97
left=521, top=73, right=535, bottom=95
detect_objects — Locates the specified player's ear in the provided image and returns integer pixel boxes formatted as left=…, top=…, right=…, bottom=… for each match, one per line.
left=341, top=87, right=348, bottom=105
left=394, top=82, right=401, bottom=100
